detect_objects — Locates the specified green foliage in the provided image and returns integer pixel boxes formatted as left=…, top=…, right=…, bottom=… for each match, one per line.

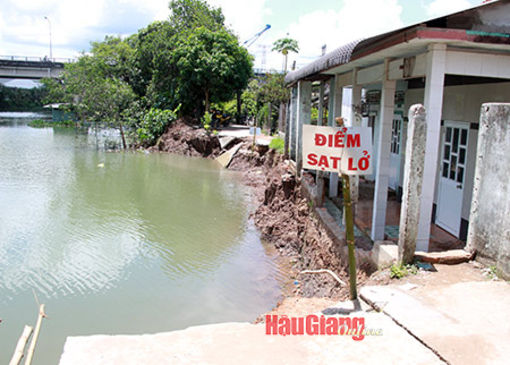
left=257, top=73, right=289, bottom=105
left=172, top=26, right=253, bottom=114
left=169, top=0, right=225, bottom=32
left=390, top=263, right=418, bottom=279
left=484, top=265, right=500, bottom=280
left=41, top=0, right=254, bottom=147
left=272, top=38, right=299, bottom=55
left=311, top=107, right=318, bottom=124
left=201, top=111, right=212, bottom=134
left=257, top=104, right=269, bottom=127
left=0, top=84, right=46, bottom=111
left=272, top=37, right=299, bottom=72
left=136, top=107, right=178, bottom=146
left=130, top=0, right=252, bottom=117
left=130, top=21, right=177, bottom=103
left=28, top=119, right=75, bottom=128
left=241, top=81, right=258, bottom=118
left=269, top=137, right=284, bottom=154
left=42, top=41, right=136, bottom=125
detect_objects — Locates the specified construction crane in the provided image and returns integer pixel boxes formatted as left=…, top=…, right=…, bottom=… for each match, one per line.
left=243, top=24, right=271, bottom=48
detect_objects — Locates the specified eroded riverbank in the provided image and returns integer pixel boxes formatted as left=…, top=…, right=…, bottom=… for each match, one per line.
left=153, top=121, right=381, bottom=306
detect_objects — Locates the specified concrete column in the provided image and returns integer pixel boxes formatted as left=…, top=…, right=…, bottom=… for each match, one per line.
left=329, top=75, right=343, bottom=197
left=350, top=69, right=362, bottom=206
left=288, top=86, right=298, bottom=161
left=316, top=81, right=326, bottom=205
left=327, top=78, right=335, bottom=126
left=296, top=80, right=312, bottom=174
left=467, top=103, right=510, bottom=279
left=416, top=44, right=446, bottom=252
left=284, top=98, right=290, bottom=159
left=318, top=82, right=325, bottom=126
left=371, top=59, right=396, bottom=241
left=398, top=104, right=427, bottom=263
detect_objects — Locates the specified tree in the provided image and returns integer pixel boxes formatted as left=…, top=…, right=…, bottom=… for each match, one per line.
left=130, top=0, right=251, bottom=117
left=272, top=37, right=299, bottom=72
left=42, top=0, right=255, bottom=149
left=42, top=37, right=136, bottom=148
left=169, top=0, right=224, bottom=32
left=172, top=26, right=253, bottom=114
left=130, top=21, right=177, bottom=104
left=256, top=73, right=289, bottom=132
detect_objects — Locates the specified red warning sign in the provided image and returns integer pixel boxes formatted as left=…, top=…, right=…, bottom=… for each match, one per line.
left=302, top=125, right=373, bottom=175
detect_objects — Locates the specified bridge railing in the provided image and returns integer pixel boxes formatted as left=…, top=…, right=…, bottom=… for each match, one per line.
left=253, top=68, right=285, bottom=75
left=0, top=55, right=76, bottom=63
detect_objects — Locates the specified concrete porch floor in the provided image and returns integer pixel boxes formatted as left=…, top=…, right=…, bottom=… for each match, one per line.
left=327, top=178, right=465, bottom=252
left=354, top=199, right=465, bottom=252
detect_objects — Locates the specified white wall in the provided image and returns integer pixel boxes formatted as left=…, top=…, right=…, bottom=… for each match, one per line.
left=405, top=82, right=510, bottom=222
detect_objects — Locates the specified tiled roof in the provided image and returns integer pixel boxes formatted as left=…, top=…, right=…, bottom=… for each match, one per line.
left=284, top=40, right=362, bottom=85
left=284, top=0, right=504, bottom=85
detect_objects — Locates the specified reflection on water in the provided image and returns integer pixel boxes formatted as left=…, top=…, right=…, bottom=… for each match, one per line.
left=0, top=114, right=285, bottom=364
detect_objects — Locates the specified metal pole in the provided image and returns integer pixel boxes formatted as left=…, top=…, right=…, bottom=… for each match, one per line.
left=44, top=16, right=52, bottom=60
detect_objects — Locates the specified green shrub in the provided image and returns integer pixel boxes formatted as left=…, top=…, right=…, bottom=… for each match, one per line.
left=390, top=263, right=418, bottom=279
left=269, top=136, right=285, bottom=154
left=28, top=119, right=75, bottom=128
left=201, top=111, right=212, bottom=135
left=136, top=107, right=178, bottom=146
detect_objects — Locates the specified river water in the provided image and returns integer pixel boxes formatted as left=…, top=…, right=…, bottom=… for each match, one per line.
left=0, top=112, right=285, bottom=364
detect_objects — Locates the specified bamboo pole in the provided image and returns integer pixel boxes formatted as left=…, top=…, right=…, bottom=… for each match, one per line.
left=8, top=325, right=33, bottom=365
left=335, top=116, right=358, bottom=300
left=25, top=304, right=46, bottom=365
left=342, top=173, right=358, bottom=299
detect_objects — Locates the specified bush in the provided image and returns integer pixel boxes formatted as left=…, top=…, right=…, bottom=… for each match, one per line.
left=269, top=136, right=284, bottom=154
left=201, top=111, right=212, bottom=135
left=136, top=107, right=178, bottom=146
left=28, top=119, right=75, bottom=128
left=390, top=263, right=418, bottom=279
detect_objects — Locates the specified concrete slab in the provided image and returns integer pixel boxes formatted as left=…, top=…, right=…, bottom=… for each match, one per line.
left=414, top=249, right=473, bottom=264
left=215, top=143, right=242, bottom=168
left=361, top=281, right=510, bottom=365
left=59, top=313, right=443, bottom=365
left=371, top=241, right=398, bottom=269
left=218, top=136, right=236, bottom=150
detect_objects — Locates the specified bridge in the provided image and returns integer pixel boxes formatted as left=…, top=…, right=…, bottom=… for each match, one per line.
left=0, top=56, right=75, bottom=80
left=0, top=56, right=280, bottom=80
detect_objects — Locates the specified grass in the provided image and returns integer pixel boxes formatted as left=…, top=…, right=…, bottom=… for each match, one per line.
left=28, top=119, right=75, bottom=128
left=269, top=136, right=284, bottom=154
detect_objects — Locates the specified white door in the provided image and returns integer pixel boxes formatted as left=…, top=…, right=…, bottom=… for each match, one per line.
left=436, top=122, right=469, bottom=236
left=389, top=115, right=402, bottom=191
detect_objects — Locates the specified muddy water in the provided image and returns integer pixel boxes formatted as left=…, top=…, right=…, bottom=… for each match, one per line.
left=0, top=113, right=286, bottom=364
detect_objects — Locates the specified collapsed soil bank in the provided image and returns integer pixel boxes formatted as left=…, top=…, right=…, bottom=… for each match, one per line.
left=152, top=121, right=378, bottom=301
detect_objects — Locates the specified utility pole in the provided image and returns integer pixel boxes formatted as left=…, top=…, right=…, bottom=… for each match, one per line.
left=44, top=16, right=52, bottom=60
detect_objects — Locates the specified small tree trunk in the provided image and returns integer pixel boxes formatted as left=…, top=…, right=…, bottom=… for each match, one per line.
left=205, top=89, right=210, bottom=113
left=278, top=102, right=287, bottom=133
left=236, top=90, right=242, bottom=124
left=118, top=120, right=127, bottom=150
left=267, top=101, right=272, bottom=133
left=283, top=53, right=288, bottom=73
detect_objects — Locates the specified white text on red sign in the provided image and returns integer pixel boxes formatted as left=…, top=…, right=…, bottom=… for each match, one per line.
left=302, top=125, right=373, bottom=175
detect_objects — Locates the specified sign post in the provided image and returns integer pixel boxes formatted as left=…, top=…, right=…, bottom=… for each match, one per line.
left=250, top=126, right=262, bottom=150
left=302, top=121, right=373, bottom=299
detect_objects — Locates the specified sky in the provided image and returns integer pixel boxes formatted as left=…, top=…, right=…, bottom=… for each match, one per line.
left=0, top=0, right=488, bottom=87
